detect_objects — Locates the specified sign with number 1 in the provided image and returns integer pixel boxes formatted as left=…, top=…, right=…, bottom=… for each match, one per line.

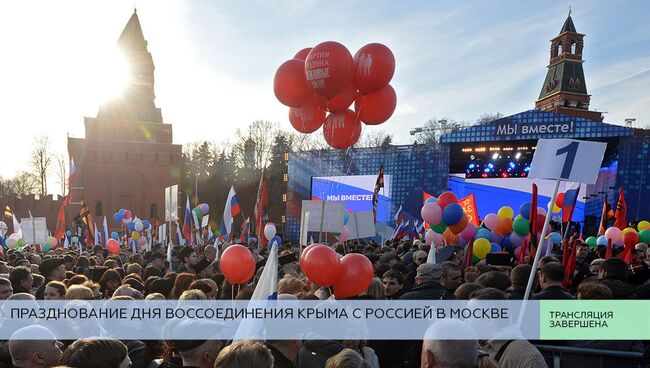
left=529, top=139, right=606, bottom=184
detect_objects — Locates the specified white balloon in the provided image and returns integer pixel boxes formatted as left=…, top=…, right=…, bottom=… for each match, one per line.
left=264, top=223, right=277, bottom=241
left=134, top=222, right=144, bottom=232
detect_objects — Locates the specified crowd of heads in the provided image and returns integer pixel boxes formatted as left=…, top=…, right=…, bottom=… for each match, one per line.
left=0, top=233, right=648, bottom=368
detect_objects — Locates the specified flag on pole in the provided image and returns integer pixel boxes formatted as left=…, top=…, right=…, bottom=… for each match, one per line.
left=220, top=186, right=239, bottom=242
left=54, top=158, right=76, bottom=240
left=561, top=186, right=580, bottom=223
left=5, top=205, right=22, bottom=237
left=102, top=216, right=109, bottom=248
left=598, top=196, right=615, bottom=235
left=64, top=236, right=69, bottom=249
left=394, top=205, right=403, bottom=225
left=192, top=209, right=203, bottom=246
left=255, top=174, right=269, bottom=247
left=207, top=225, right=214, bottom=244
left=240, top=217, right=250, bottom=244
left=80, top=201, right=95, bottom=246
left=372, top=165, right=384, bottom=222
left=183, top=196, right=193, bottom=245
left=614, top=187, right=627, bottom=230
left=176, top=220, right=185, bottom=246
left=94, top=222, right=100, bottom=245
left=461, top=239, right=474, bottom=272
left=426, top=244, right=436, bottom=264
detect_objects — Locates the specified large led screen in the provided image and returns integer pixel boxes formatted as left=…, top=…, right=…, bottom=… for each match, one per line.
left=311, top=175, right=392, bottom=223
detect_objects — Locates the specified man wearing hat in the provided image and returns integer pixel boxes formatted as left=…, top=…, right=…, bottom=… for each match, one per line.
left=159, top=319, right=224, bottom=368
left=177, top=247, right=200, bottom=274
left=149, top=252, right=167, bottom=273
left=35, top=258, right=67, bottom=300
left=399, top=263, right=454, bottom=300
left=193, top=257, right=213, bottom=279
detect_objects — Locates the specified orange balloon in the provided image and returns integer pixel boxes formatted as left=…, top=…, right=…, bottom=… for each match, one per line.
left=496, top=218, right=513, bottom=236
left=449, top=214, right=469, bottom=234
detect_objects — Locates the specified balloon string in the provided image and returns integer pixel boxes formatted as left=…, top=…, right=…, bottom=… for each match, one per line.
left=231, top=285, right=234, bottom=301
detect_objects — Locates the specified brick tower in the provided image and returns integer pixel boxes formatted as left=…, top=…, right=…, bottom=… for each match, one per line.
left=67, top=10, right=182, bottom=228
left=535, top=11, right=603, bottom=121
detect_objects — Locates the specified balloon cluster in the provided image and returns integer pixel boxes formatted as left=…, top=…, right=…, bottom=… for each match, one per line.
left=274, top=42, right=396, bottom=149
left=113, top=209, right=152, bottom=249
left=421, top=192, right=470, bottom=249
left=6, top=233, right=24, bottom=249
left=299, top=244, right=373, bottom=299
left=192, top=203, right=210, bottom=224
left=42, top=236, right=58, bottom=252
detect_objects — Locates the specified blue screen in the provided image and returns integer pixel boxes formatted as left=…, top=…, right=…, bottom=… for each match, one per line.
left=311, top=175, right=392, bottom=223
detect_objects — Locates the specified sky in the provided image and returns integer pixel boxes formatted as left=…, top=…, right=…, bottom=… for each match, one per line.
left=0, top=0, right=649, bottom=195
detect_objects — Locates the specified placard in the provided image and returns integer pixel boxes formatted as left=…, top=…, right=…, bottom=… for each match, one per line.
left=20, top=217, right=48, bottom=244
left=165, top=185, right=178, bottom=222
left=375, top=222, right=394, bottom=241
left=301, top=200, right=344, bottom=233
left=202, top=215, right=210, bottom=228
left=529, top=139, right=606, bottom=184
left=346, top=211, right=376, bottom=239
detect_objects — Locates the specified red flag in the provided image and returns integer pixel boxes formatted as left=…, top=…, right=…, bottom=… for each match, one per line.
left=255, top=173, right=269, bottom=247
left=563, top=240, right=577, bottom=289
left=529, top=184, right=538, bottom=243
left=614, top=187, right=627, bottom=230
left=54, top=195, right=71, bottom=239
left=561, top=238, right=570, bottom=268
left=461, top=239, right=474, bottom=272
left=518, top=239, right=527, bottom=265
left=598, top=197, right=615, bottom=236
left=605, top=238, right=613, bottom=259
left=620, top=234, right=635, bottom=264
left=458, top=194, right=480, bottom=226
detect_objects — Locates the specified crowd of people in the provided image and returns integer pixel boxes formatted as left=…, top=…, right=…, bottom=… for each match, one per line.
left=1, top=235, right=649, bottom=368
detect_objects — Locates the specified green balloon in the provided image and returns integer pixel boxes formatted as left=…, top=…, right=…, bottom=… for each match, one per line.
left=512, top=217, right=530, bottom=236
left=193, top=208, right=203, bottom=220
left=639, top=230, right=650, bottom=244
left=585, top=236, right=597, bottom=248
left=430, top=221, right=447, bottom=234
left=17, top=238, right=25, bottom=247
left=472, top=254, right=480, bottom=264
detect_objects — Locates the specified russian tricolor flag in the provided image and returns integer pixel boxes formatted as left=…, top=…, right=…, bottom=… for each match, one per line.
left=183, top=195, right=192, bottom=245
left=221, top=186, right=239, bottom=241
left=562, top=187, right=580, bottom=223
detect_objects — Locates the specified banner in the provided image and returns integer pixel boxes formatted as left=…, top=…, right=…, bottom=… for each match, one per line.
left=458, top=194, right=480, bottom=226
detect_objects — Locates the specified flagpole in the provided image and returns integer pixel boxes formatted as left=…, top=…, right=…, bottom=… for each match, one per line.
left=518, top=178, right=561, bottom=327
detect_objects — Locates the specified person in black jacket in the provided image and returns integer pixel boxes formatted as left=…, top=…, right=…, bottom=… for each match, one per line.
left=399, top=263, right=454, bottom=300
left=598, top=258, right=637, bottom=299
left=9, top=266, right=33, bottom=295
left=532, top=262, right=574, bottom=300
left=266, top=340, right=299, bottom=368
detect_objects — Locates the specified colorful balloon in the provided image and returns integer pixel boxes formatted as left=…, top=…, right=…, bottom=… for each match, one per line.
left=512, top=217, right=530, bottom=236
left=131, top=231, right=139, bottom=240
left=548, top=232, right=562, bottom=244
left=605, top=227, right=622, bottom=243
left=622, top=227, right=637, bottom=236
left=555, top=193, right=565, bottom=207
left=430, top=222, right=447, bottom=234
left=322, top=109, right=362, bottom=149
left=436, top=192, right=458, bottom=210
left=134, top=222, right=144, bottom=232
left=289, top=95, right=326, bottom=133
left=639, top=230, right=650, bottom=244
left=356, top=84, right=397, bottom=125
left=71, top=236, right=79, bottom=244
left=301, top=245, right=341, bottom=287
left=597, top=235, right=608, bottom=246
left=519, top=202, right=531, bottom=220
left=448, top=214, right=469, bottom=234
left=113, top=212, right=123, bottom=222
left=497, top=206, right=514, bottom=219
left=474, top=228, right=492, bottom=240
left=299, top=244, right=318, bottom=268
left=483, top=213, right=500, bottom=231
left=122, top=210, right=132, bottom=220
left=336, top=226, right=350, bottom=242
left=107, top=239, right=121, bottom=254
left=495, top=218, right=513, bottom=236
left=111, top=232, right=119, bottom=240
left=442, top=203, right=464, bottom=226
left=638, top=221, right=650, bottom=231
left=305, top=41, right=354, bottom=99
left=425, top=197, right=438, bottom=205
left=142, top=220, right=151, bottom=230
left=490, top=243, right=502, bottom=253
left=264, top=223, right=277, bottom=241
left=585, top=236, right=597, bottom=248
left=473, top=238, right=491, bottom=259
left=353, top=43, right=395, bottom=94
left=293, top=47, right=312, bottom=61
left=421, top=203, right=442, bottom=226
left=220, top=245, right=256, bottom=284
left=623, top=231, right=640, bottom=247
left=425, top=229, right=443, bottom=247
left=460, top=222, right=477, bottom=240
left=199, top=203, right=210, bottom=216
left=274, top=59, right=312, bottom=107
left=333, top=253, right=374, bottom=299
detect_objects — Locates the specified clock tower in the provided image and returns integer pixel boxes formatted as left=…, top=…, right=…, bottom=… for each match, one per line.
left=535, top=11, right=603, bottom=121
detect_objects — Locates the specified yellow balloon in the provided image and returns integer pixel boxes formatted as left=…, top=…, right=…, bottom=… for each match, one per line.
left=638, top=221, right=650, bottom=231
left=473, top=238, right=491, bottom=259
left=498, top=206, right=514, bottom=219
left=552, top=204, right=561, bottom=214
left=622, top=227, right=637, bottom=236
left=131, top=231, right=139, bottom=240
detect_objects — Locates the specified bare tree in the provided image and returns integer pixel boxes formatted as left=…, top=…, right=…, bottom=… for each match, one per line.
left=357, top=129, right=393, bottom=148
left=413, top=118, right=463, bottom=144
left=476, top=112, right=504, bottom=124
left=231, top=120, right=280, bottom=170
left=289, top=132, right=331, bottom=152
left=2, top=172, right=38, bottom=196
left=55, top=153, right=68, bottom=197
left=31, top=135, right=52, bottom=195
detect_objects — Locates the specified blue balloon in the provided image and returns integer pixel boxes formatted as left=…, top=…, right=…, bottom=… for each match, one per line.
left=501, top=233, right=513, bottom=248
left=127, top=222, right=136, bottom=232
left=113, top=212, right=123, bottom=222
left=490, top=243, right=502, bottom=253
left=111, top=231, right=119, bottom=240
left=142, top=220, right=151, bottom=230
left=425, top=197, right=438, bottom=205
left=519, top=202, right=532, bottom=220
left=270, top=236, right=282, bottom=249
left=548, top=232, right=562, bottom=244
left=71, top=236, right=79, bottom=244
left=442, top=203, right=464, bottom=226
left=343, top=212, right=350, bottom=225
left=474, top=228, right=492, bottom=240
left=118, top=209, right=126, bottom=215
left=66, top=230, right=72, bottom=237
left=597, top=235, right=608, bottom=246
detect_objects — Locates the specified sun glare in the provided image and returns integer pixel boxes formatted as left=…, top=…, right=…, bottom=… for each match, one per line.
left=95, top=49, right=131, bottom=102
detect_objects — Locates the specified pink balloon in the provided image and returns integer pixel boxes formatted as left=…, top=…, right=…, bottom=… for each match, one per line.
left=138, top=236, right=147, bottom=246
left=337, top=226, right=350, bottom=242
left=425, top=230, right=443, bottom=247
left=514, top=245, right=529, bottom=258
left=537, top=207, right=547, bottom=217
left=460, top=222, right=477, bottom=240
left=483, top=214, right=500, bottom=231
left=510, top=232, right=525, bottom=247
left=122, top=210, right=132, bottom=219
left=605, top=227, right=622, bottom=243
left=421, top=203, right=442, bottom=225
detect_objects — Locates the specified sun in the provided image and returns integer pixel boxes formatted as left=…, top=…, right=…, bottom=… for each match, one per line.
left=95, top=48, right=131, bottom=102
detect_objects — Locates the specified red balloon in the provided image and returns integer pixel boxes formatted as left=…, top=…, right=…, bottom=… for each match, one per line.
left=299, top=244, right=317, bottom=268
left=294, top=47, right=312, bottom=61
left=436, top=191, right=458, bottom=210
left=274, top=59, right=312, bottom=107
left=623, top=231, right=640, bottom=247
left=305, top=41, right=354, bottom=99
left=289, top=96, right=326, bottom=133
left=107, top=239, right=121, bottom=255
left=220, top=245, right=256, bottom=285
left=355, top=84, right=397, bottom=125
left=301, top=245, right=341, bottom=287
left=323, top=109, right=362, bottom=149
left=534, top=213, right=546, bottom=234
left=327, top=84, right=359, bottom=113
left=333, top=253, right=374, bottom=299
left=555, top=193, right=565, bottom=208
left=353, top=43, right=395, bottom=94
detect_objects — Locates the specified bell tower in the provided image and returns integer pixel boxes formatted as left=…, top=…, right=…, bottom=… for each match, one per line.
left=535, top=10, right=603, bottom=121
